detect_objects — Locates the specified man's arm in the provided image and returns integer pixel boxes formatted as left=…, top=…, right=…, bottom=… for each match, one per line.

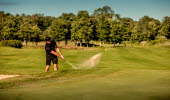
left=56, top=48, right=62, bottom=56
left=53, top=41, right=64, bottom=59
left=50, top=50, right=64, bottom=60
left=56, top=47, right=65, bottom=59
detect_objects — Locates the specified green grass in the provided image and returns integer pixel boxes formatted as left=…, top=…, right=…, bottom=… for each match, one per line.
left=0, top=46, right=170, bottom=100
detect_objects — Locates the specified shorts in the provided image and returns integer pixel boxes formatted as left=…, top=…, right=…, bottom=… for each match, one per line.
left=46, top=57, right=58, bottom=65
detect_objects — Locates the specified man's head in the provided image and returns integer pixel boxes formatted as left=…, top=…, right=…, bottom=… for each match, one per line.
left=45, top=36, right=51, bottom=44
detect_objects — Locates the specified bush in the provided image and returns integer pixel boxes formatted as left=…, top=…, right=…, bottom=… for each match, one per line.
left=156, top=36, right=167, bottom=43
left=148, top=40, right=157, bottom=46
left=1, top=40, right=23, bottom=48
left=147, top=36, right=168, bottom=46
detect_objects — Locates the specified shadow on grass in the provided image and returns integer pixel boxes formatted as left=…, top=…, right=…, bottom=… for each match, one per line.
left=0, top=68, right=121, bottom=89
left=150, top=95, right=170, bottom=100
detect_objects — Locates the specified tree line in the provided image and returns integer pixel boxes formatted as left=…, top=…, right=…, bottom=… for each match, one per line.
left=0, top=6, right=170, bottom=47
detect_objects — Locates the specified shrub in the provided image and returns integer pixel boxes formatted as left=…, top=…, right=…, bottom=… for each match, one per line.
left=1, top=40, right=23, bottom=48
left=156, top=36, right=167, bottom=43
left=148, top=40, right=157, bottom=46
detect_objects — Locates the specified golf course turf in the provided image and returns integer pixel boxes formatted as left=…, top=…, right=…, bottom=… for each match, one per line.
left=0, top=46, right=170, bottom=100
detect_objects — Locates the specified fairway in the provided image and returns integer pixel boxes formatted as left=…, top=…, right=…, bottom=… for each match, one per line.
left=0, top=46, right=170, bottom=100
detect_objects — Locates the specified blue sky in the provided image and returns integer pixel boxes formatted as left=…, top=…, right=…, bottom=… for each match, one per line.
left=0, top=0, right=170, bottom=21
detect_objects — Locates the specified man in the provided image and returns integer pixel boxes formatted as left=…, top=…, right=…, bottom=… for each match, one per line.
left=45, top=37, right=65, bottom=72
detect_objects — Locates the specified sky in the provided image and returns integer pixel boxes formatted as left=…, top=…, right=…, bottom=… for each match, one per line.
left=0, top=0, right=170, bottom=21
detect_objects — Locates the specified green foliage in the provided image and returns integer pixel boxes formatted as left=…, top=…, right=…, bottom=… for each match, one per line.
left=93, top=6, right=115, bottom=19
left=71, top=11, right=93, bottom=47
left=50, top=18, right=68, bottom=42
left=0, top=6, right=169, bottom=46
left=18, top=16, right=42, bottom=45
left=30, top=25, right=42, bottom=44
left=156, top=36, right=167, bottom=43
left=148, top=40, right=157, bottom=46
left=1, top=15, right=21, bottom=40
left=120, top=18, right=134, bottom=41
left=0, top=11, right=5, bottom=41
left=148, top=36, right=168, bottom=46
left=160, top=16, right=170, bottom=39
left=38, top=16, right=54, bottom=31
left=110, top=20, right=122, bottom=43
left=97, top=19, right=111, bottom=42
left=131, top=16, right=161, bottom=42
left=59, top=13, right=76, bottom=45
left=1, top=40, right=23, bottom=48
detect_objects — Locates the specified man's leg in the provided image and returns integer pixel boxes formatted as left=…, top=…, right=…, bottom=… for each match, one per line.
left=45, top=65, right=50, bottom=72
left=52, top=57, right=58, bottom=71
left=45, top=57, right=51, bottom=72
left=54, top=64, right=58, bottom=71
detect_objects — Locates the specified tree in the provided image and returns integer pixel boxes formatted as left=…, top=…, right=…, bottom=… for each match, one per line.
left=59, top=13, right=76, bottom=45
left=114, top=17, right=136, bottom=47
left=148, top=19, right=161, bottom=40
left=0, top=7, right=169, bottom=47
left=59, top=13, right=75, bottom=21
left=110, top=20, right=122, bottom=45
left=93, top=6, right=115, bottom=19
left=93, top=6, right=117, bottom=46
left=18, top=16, right=34, bottom=45
left=90, top=16, right=98, bottom=45
left=0, top=11, right=5, bottom=41
left=1, top=15, right=21, bottom=40
left=160, top=16, right=170, bottom=39
left=71, top=10, right=93, bottom=47
left=30, top=25, right=42, bottom=45
left=131, top=16, right=160, bottom=42
left=120, top=18, right=134, bottom=42
left=96, top=18, right=111, bottom=47
left=38, top=15, right=54, bottom=32
left=50, top=18, right=68, bottom=44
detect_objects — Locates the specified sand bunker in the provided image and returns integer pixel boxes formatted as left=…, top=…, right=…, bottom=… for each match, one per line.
left=79, top=53, right=102, bottom=68
left=0, top=75, right=19, bottom=80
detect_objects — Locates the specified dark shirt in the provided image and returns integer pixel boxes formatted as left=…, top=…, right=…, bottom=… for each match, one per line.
left=50, top=39, right=58, bottom=52
left=45, top=40, right=58, bottom=58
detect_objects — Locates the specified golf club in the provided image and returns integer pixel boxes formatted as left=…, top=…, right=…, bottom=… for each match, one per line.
left=65, top=60, right=77, bottom=69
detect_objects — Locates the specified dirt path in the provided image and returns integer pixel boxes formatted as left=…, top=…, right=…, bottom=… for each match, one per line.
left=0, top=75, right=19, bottom=80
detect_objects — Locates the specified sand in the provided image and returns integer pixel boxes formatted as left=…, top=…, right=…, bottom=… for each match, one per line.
left=79, top=53, right=102, bottom=68
left=0, top=75, right=19, bottom=80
